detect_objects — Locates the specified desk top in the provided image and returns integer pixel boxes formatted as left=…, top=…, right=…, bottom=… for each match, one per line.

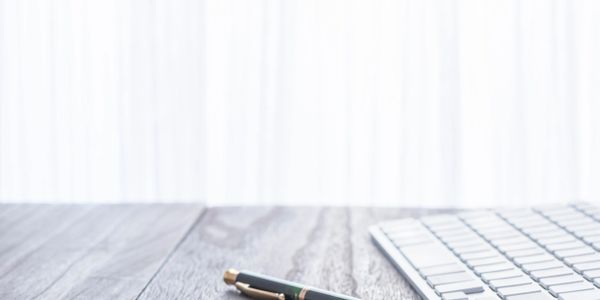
left=0, top=205, right=449, bottom=299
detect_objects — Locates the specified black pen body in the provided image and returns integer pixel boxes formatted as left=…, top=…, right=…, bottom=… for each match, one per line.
left=237, top=270, right=360, bottom=300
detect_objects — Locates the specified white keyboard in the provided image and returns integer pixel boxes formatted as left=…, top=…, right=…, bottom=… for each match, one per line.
left=370, top=203, right=600, bottom=300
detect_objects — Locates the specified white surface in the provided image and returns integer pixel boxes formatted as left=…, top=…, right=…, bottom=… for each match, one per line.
left=0, top=0, right=599, bottom=207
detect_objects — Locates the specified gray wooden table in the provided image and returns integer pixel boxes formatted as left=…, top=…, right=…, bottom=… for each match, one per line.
left=0, top=205, right=449, bottom=299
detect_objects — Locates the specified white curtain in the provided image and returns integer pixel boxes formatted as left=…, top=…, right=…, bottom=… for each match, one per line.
left=1, top=0, right=600, bottom=207
left=0, top=0, right=205, bottom=202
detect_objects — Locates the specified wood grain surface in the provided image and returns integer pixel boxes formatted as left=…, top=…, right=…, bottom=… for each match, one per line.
left=139, top=207, right=449, bottom=300
left=0, top=204, right=202, bottom=300
left=0, top=205, right=448, bottom=300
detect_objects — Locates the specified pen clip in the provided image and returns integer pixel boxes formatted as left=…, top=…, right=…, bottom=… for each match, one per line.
left=234, top=282, right=286, bottom=300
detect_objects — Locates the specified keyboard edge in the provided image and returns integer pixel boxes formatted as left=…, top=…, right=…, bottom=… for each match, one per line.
left=370, top=225, right=442, bottom=300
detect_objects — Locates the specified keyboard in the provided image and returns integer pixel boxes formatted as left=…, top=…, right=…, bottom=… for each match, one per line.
left=369, top=203, right=600, bottom=300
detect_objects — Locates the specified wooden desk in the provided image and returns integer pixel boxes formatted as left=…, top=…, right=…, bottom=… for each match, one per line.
left=0, top=205, right=448, bottom=299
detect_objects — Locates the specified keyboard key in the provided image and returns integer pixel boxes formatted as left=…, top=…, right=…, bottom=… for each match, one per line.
left=579, top=227, right=600, bottom=236
left=512, top=220, right=550, bottom=230
left=474, top=297, right=504, bottom=300
left=483, top=232, right=522, bottom=241
left=546, top=241, right=586, bottom=252
left=508, top=212, right=546, bottom=221
left=385, top=228, right=427, bottom=238
left=574, top=202, right=600, bottom=211
left=583, top=269, right=600, bottom=280
left=446, top=240, right=487, bottom=250
left=451, top=244, right=492, bottom=255
left=459, top=251, right=498, bottom=261
left=466, top=256, right=507, bottom=267
left=523, top=221, right=558, bottom=229
left=435, top=280, right=485, bottom=294
left=583, top=235, right=600, bottom=244
left=432, top=228, right=471, bottom=238
left=548, top=281, right=594, bottom=297
left=392, top=237, right=434, bottom=247
left=525, top=229, right=556, bottom=238
left=536, top=205, right=574, bottom=214
left=505, top=248, right=545, bottom=258
left=558, top=289, right=600, bottom=300
left=441, top=292, right=468, bottom=300
left=401, top=244, right=456, bottom=268
left=439, top=233, right=480, bottom=244
left=564, top=254, right=600, bottom=266
left=573, top=262, right=600, bottom=273
left=538, top=236, right=577, bottom=245
left=522, top=261, right=564, bottom=273
left=467, top=216, right=497, bottom=224
left=491, top=237, right=532, bottom=248
left=420, top=264, right=465, bottom=277
left=545, top=211, right=582, bottom=220
left=555, top=247, right=596, bottom=259
left=458, top=211, right=495, bottom=220
left=526, top=225, right=563, bottom=235
left=506, top=292, right=554, bottom=299
left=427, top=272, right=473, bottom=287
left=497, top=283, right=540, bottom=298
left=498, top=242, right=539, bottom=253
left=529, top=231, right=568, bottom=240
left=566, top=223, right=600, bottom=234
left=559, top=219, right=596, bottom=228
left=498, top=209, right=534, bottom=218
left=474, top=225, right=517, bottom=234
left=480, top=269, right=523, bottom=282
left=427, top=224, right=466, bottom=234
left=539, top=274, right=584, bottom=289
left=473, top=263, right=515, bottom=275
left=489, top=276, right=532, bottom=290
left=530, top=267, right=574, bottom=280
left=513, top=254, right=554, bottom=266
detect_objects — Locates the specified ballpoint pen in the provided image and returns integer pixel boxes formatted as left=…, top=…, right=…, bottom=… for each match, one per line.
left=224, top=268, right=361, bottom=300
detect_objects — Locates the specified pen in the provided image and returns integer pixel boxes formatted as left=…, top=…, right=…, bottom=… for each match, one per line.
left=224, top=268, right=361, bottom=300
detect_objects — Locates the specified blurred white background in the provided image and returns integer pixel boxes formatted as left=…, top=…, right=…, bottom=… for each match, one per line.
left=1, top=0, right=599, bottom=207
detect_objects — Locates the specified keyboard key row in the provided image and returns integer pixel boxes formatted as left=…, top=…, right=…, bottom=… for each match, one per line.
left=488, top=208, right=600, bottom=298
left=437, top=214, right=556, bottom=299
left=457, top=213, right=576, bottom=299
left=538, top=206, right=600, bottom=250
left=539, top=274, right=583, bottom=289
left=380, top=221, right=490, bottom=297
left=498, top=210, right=600, bottom=296
left=379, top=203, right=600, bottom=300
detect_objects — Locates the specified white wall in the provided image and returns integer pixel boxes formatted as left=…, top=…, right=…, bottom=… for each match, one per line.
left=1, top=0, right=600, bottom=207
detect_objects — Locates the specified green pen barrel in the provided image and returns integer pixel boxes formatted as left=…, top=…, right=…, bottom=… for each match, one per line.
left=236, top=270, right=360, bottom=300
left=302, top=287, right=361, bottom=300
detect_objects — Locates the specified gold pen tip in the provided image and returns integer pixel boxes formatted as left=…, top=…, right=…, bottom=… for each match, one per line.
left=223, top=268, right=240, bottom=285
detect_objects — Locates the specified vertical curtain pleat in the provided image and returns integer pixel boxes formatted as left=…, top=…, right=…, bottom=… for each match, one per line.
left=0, top=0, right=599, bottom=207
left=0, top=0, right=205, bottom=202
